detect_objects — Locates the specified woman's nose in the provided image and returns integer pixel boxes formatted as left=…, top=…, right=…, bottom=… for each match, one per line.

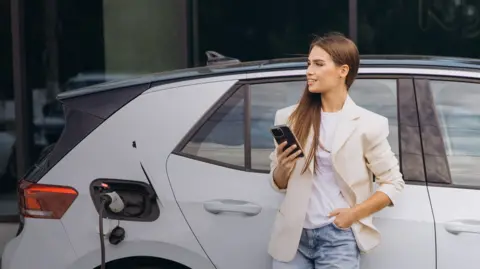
left=306, top=68, right=314, bottom=75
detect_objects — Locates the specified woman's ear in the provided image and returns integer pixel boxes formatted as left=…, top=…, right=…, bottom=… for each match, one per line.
left=339, top=64, right=350, bottom=78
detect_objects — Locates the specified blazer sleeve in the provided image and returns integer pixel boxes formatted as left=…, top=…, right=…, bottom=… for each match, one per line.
left=364, top=116, right=405, bottom=206
left=269, top=110, right=287, bottom=193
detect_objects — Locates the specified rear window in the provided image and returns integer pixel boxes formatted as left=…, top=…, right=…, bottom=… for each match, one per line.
left=25, top=83, right=151, bottom=182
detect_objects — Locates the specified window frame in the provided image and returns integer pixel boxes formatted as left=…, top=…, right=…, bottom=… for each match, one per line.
left=173, top=83, right=248, bottom=172
left=415, top=76, right=480, bottom=190
left=172, top=74, right=424, bottom=185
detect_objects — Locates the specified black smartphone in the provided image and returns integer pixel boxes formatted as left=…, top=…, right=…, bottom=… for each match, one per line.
left=270, top=124, right=304, bottom=158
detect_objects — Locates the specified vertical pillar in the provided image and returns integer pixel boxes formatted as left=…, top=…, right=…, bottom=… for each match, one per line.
left=45, top=0, right=60, bottom=99
left=349, top=0, right=358, bottom=43
left=190, top=0, right=200, bottom=67
left=11, top=0, right=34, bottom=178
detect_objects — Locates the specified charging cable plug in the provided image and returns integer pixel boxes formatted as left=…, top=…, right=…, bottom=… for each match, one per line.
left=100, top=191, right=125, bottom=213
left=98, top=190, right=124, bottom=269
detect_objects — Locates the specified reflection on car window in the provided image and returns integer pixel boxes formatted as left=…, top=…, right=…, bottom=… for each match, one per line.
left=349, top=79, right=399, bottom=156
left=250, top=81, right=305, bottom=170
left=250, top=79, right=399, bottom=171
left=182, top=88, right=245, bottom=167
left=430, top=80, right=480, bottom=187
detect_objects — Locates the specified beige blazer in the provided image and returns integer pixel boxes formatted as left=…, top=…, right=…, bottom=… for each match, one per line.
left=268, top=96, right=405, bottom=262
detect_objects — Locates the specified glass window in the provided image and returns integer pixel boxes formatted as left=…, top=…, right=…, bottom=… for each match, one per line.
left=358, top=0, right=480, bottom=57
left=349, top=79, right=399, bottom=156
left=250, top=81, right=305, bottom=170
left=182, top=88, right=245, bottom=167
left=430, top=80, right=480, bottom=187
left=197, top=0, right=349, bottom=63
left=250, top=79, right=399, bottom=171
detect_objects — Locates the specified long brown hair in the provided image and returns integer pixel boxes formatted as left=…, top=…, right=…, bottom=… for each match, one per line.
left=288, top=32, right=360, bottom=174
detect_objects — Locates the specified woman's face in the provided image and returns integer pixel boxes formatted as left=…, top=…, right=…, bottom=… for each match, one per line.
left=306, top=46, right=349, bottom=94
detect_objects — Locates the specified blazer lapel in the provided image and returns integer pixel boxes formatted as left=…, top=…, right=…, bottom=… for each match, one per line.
left=298, top=125, right=315, bottom=174
left=331, top=96, right=360, bottom=157
left=301, top=95, right=360, bottom=174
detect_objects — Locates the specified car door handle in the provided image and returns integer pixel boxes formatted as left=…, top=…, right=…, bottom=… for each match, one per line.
left=444, top=220, right=480, bottom=235
left=203, top=199, right=262, bottom=216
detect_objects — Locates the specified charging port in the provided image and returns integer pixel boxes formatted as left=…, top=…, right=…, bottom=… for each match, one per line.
left=90, top=178, right=160, bottom=222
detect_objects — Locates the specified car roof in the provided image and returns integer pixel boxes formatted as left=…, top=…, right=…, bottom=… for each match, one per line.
left=57, top=54, right=480, bottom=100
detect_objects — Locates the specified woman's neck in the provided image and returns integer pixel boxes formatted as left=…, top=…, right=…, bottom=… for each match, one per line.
left=321, top=89, right=348, bottom=113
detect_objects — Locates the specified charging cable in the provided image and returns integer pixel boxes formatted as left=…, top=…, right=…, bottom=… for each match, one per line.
left=99, top=191, right=125, bottom=269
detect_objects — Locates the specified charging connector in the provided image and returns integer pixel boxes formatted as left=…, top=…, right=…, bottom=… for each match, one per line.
left=101, top=192, right=125, bottom=213
left=98, top=190, right=125, bottom=269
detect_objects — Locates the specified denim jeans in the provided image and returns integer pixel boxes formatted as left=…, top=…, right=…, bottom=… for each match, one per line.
left=272, top=223, right=360, bottom=269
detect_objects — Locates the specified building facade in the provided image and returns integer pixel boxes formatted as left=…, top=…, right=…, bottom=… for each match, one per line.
left=1, top=0, right=480, bottom=251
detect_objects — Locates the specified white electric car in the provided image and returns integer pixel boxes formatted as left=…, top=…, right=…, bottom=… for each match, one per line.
left=2, top=54, right=480, bottom=269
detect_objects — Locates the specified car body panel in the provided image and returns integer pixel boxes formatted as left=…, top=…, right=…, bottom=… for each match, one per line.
left=5, top=79, right=238, bottom=268
left=1, top=219, right=76, bottom=269
left=427, top=186, right=480, bottom=269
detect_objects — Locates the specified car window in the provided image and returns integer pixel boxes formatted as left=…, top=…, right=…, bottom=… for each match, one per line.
left=348, top=79, right=399, bottom=156
left=181, top=78, right=399, bottom=172
left=429, top=80, right=480, bottom=187
left=250, top=81, right=305, bottom=170
left=182, top=88, right=245, bottom=167
left=250, top=79, right=399, bottom=171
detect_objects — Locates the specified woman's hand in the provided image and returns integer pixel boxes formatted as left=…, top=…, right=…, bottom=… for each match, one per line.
left=277, top=141, right=302, bottom=173
left=329, top=208, right=358, bottom=229
left=272, top=141, right=303, bottom=189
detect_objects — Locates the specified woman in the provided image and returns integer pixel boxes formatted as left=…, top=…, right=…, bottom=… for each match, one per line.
left=268, top=32, right=405, bottom=269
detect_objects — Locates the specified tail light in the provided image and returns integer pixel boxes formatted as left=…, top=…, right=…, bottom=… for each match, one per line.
left=18, top=180, right=78, bottom=219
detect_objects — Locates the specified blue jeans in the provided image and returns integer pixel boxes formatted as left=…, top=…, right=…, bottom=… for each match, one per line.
left=272, top=223, right=360, bottom=269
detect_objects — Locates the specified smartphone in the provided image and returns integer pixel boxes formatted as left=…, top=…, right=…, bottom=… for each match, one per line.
left=270, top=124, right=304, bottom=158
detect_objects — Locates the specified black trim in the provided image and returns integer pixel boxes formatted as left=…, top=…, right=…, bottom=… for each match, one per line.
left=398, top=78, right=426, bottom=183
left=396, top=79, right=402, bottom=174
left=414, top=78, right=452, bottom=185
left=244, top=85, right=252, bottom=170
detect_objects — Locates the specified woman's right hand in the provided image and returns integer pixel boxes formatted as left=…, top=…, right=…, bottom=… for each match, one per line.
left=273, top=141, right=303, bottom=189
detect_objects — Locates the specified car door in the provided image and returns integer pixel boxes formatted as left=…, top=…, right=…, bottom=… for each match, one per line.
left=415, top=78, right=480, bottom=269
left=167, top=72, right=435, bottom=269
left=348, top=76, right=435, bottom=268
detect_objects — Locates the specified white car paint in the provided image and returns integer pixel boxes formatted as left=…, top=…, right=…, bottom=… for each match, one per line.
left=3, top=79, right=237, bottom=269
left=427, top=186, right=480, bottom=269
left=2, top=66, right=480, bottom=269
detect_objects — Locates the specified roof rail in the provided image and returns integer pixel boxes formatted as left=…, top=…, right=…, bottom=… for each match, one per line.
left=205, top=51, right=240, bottom=66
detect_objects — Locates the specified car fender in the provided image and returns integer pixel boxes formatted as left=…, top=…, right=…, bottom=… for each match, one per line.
left=65, top=240, right=215, bottom=269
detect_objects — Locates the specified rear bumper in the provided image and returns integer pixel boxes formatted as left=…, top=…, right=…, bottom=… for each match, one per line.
left=2, top=219, right=77, bottom=269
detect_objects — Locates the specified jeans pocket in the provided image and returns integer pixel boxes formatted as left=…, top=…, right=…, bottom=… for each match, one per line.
left=331, top=221, right=351, bottom=232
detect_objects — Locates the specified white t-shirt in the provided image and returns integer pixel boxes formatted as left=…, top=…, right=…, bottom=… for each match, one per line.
left=304, top=110, right=351, bottom=229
